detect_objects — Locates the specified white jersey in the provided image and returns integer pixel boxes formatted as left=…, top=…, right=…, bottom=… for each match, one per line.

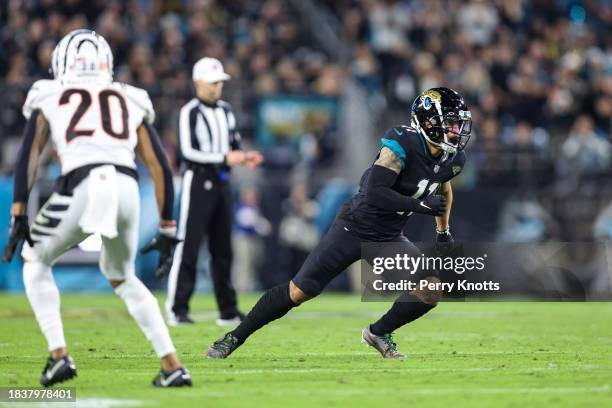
left=23, top=79, right=155, bottom=175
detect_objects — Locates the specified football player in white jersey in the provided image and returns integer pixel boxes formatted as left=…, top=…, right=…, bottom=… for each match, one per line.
left=2, top=29, right=192, bottom=387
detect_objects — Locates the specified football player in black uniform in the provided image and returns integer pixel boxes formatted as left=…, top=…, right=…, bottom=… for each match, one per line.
left=206, top=87, right=472, bottom=359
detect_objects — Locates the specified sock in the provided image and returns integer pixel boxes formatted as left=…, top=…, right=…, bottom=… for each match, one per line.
left=369, top=292, right=436, bottom=336
left=114, top=277, right=176, bottom=358
left=23, top=261, right=66, bottom=352
left=231, top=282, right=297, bottom=344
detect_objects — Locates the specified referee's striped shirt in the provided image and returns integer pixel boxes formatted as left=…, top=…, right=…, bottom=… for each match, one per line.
left=178, top=98, right=241, bottom=165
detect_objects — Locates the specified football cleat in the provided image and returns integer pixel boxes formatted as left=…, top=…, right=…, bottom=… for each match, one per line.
left=215, top=312, right=245, bottom=327
left=205, top=333, right=240, bottom=359
left=40, top=355, right=78, bottom=387
left=152, top=366, right=192, bottom=387
left=361, top=327, right=406, bottom=360
left=167, top=314, right=195, bottom=326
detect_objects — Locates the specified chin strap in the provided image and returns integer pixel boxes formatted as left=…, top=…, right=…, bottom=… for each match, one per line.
left=412, top=118, right=458, bottom=155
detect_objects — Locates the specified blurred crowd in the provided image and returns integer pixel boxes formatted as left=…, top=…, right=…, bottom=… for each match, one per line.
left=329, top=0, right=611, bottom=243
left=0, top=0, right=343, bottom=172
left=331, top=0, right=611, bottom=183
left=0, top=0, right=611, bottom=290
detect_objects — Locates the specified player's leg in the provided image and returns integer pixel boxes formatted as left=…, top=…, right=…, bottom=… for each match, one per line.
left=22, top=190, right=89, bottom=386
left=166, top=169, right=215, bottom=324
left=207, top=184, right=241, bottom=325
left=101, top=174, right=191, bottom=387
left=206, top=220, right=362, bottom=358
left=364, top=237, right=441, bottom=359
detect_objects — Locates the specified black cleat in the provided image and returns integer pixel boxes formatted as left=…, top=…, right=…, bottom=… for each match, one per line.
left=152, top=366, right=192, bottom=387
left=168, top=314, right=195, bottom=326
left=40, top=355, right=77, bottom=387
left=206, top=333, right=240, bottom=359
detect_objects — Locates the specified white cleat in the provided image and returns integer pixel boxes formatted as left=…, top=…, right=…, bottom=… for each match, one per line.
left=362, top=327, right=406, bottom=360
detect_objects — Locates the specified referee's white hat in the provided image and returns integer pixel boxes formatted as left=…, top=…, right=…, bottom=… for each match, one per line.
left=192, top=57, right=231, bottom=83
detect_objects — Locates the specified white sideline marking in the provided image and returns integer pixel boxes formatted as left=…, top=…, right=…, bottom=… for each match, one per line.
left=0, top=399, right=143, bottom=408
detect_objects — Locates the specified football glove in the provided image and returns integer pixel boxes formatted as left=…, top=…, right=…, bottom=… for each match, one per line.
left=2, top=215, right=34, bottom=263
left=140, top=226, right=181, bottom=279
left=435, top=228, right=455, bottom=256
left=418, top=195, right=447, bottom=217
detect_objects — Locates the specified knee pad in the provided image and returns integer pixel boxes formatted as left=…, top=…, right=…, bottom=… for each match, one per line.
left=23, top=261, right=53, bottom=288
left=100, top=254, right=134, bottom=281
left=114, top=276, right=155, bottom=305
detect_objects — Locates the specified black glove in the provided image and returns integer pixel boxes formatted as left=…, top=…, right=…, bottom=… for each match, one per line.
left=418, top=195, right=447, bottom=216
left=435, top=229, right=455, bottom=256
left=3, top=215, right=34, bottom=263
left=140, top=229, right=181, bottom=279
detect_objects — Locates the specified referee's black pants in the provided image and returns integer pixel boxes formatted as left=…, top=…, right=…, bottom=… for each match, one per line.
left=167, top=167, right=239, bottom=319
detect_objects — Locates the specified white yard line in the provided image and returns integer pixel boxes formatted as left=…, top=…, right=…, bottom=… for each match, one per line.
left=200, top=385, right=611, bottom=398
left=207, top=364, right=610, bottom=375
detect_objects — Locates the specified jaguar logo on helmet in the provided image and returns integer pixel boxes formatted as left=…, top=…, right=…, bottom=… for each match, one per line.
left=51, top=29, right=114, bottom=84
left=411, top=87, right=472, bottom=155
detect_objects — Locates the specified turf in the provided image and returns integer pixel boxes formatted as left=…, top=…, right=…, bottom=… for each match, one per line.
left=0, top=293, right=610, bottom=408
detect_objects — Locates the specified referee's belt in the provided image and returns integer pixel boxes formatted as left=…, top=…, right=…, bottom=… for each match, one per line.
left=186, top=163, right=230, bottom=183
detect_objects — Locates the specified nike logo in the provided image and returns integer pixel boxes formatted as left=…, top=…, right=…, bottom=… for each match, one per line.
left=343, top=227, right=350, bottom=232
left=46, top=359, right=66, bottom=379
left=160, top=370, right=183, bottom=387
left=393, top=128, right=402, bottom=136
left=419, top=202, right=431, bottom=210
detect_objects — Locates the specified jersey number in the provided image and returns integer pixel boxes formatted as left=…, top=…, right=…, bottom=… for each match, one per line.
left=59, top=89, right=129, bottom=142
left=412, top=179, right=439, bottom=200
left=397, top=179, right=439, bottom=216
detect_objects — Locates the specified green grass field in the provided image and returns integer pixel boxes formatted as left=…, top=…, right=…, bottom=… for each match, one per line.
left=0, top=293, right=611, bottom=407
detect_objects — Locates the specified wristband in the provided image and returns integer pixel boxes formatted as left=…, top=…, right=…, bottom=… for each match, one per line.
left=436, top=226, right=450, bottom=234
left=160, top=225, right=177, bottom=237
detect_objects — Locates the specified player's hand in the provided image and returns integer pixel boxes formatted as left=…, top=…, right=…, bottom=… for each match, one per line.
left=244, top=150, right=263, bottom=168
left=417, top=195, right=447, bottom=216
left=435, top=229, right=455, bottom=256
left=2, top=215, right=34, bottom=263
left=140, top=227, right=181, bottom=279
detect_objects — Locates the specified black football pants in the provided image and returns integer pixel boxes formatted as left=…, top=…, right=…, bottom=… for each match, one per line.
left=167, top=168, right=238, bottom=318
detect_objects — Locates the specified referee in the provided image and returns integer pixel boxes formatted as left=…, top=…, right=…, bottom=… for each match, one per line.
left=166, top=57, right=263, bottom=326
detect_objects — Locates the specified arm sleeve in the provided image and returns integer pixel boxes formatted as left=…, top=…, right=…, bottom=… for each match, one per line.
left=178, top=102, right=225, bottom=163
left=139, top=121, right=175, bottom=220
left=13, top=110, right=46, bottom=204
left=364, top=165, right=426, bottom=212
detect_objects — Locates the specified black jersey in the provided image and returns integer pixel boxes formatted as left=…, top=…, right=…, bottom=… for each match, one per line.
left=338, top=125, right=466, bottom=241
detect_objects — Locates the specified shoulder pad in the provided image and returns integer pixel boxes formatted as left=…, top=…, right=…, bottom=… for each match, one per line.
left=399, top=125, right=419, bottom=134
left=450, top=151, right=466, bottom=176
left=115, top=82, right=155, bottom=124
left=22, top=79, right=60, bottom=119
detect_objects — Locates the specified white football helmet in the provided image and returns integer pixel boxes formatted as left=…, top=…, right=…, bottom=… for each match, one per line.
left=51, top=29, right=113, bottom=83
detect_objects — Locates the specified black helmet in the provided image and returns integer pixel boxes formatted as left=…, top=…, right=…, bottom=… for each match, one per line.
left=411, top=87, right=472, bottom=154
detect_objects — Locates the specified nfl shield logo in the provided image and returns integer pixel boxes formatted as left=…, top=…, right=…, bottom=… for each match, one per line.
left=434, top=165, right=440, bottom=173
